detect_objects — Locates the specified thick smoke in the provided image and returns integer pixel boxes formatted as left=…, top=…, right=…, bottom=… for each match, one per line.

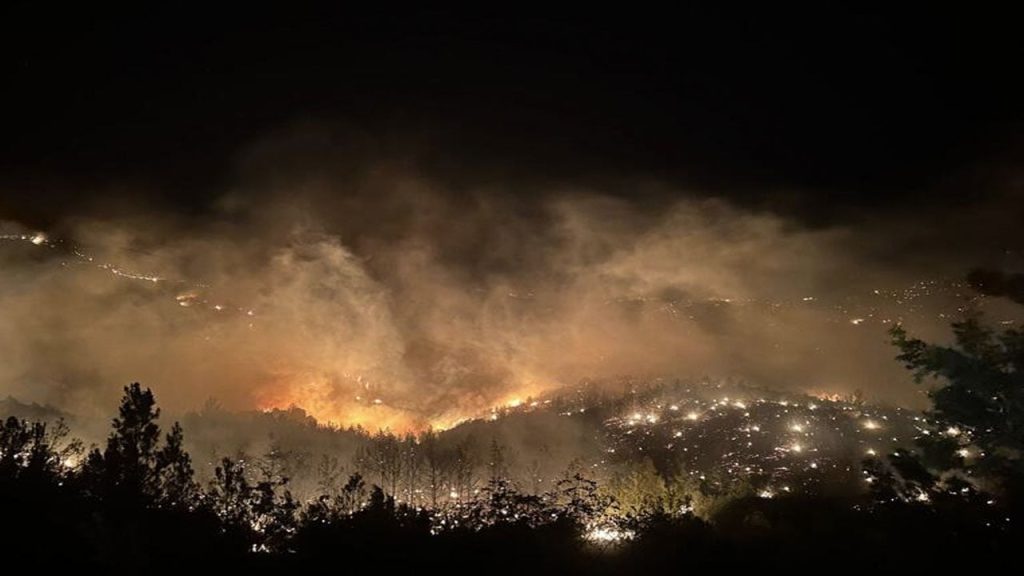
left=1, top=139, right=1022, bottom=433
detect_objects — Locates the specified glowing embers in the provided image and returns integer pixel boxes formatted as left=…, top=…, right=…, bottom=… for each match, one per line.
left=584, top=524, right=634, bottom=545
left=177, top=292, right=200, bottom=307
left=626, top=412, right=659, bottom=425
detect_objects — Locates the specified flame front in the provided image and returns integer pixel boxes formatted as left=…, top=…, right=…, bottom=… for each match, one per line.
left=254, top=370, right=559, bottom=433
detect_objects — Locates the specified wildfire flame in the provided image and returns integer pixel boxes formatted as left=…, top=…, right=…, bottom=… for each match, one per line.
left=255, top=373, right=553, bottom=433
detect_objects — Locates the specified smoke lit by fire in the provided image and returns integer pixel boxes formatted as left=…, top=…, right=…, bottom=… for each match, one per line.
left=2, top=163, right=1022, bottom=432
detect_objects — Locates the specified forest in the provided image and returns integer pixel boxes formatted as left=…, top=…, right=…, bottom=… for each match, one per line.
left=4, top=7, right=1021, bottom=573
left=3, top=283, right=1022, bottom=573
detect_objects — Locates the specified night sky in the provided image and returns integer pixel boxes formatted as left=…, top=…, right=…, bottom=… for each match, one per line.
left=3, top=6, right=1020, bottom=222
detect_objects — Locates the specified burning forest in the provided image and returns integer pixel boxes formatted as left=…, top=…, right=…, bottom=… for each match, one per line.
left=2, top=5, right=1023, bottom=573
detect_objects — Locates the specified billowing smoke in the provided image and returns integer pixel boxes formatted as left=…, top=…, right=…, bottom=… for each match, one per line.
left=1, top=136, right=1022, bottom=432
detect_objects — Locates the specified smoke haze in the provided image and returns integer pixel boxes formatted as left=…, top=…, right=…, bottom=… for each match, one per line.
left=2, top=132, right=1022, bottom=432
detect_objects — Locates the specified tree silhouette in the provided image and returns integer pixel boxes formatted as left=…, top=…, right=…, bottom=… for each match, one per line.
left=3, top=375, right=1023, bottom=570
left=420, top=429, right=451, bottom=508
left=208, top=455, right=298, bottom=552
left=94, top=382, right=162, bottom=502
left=870, top=274, right=1024, bottom=510
left=0, top=416, right=80, bottom=485
left=488, top=436, right=508, bottom=483
left=155, top=422, right=199, bottom=509
left=892, top=318, right=1022, bottom=493
left=451, top=437, right=478, bottom=504
left=554, top=462, right=616, bottom=524
left=80, top=382, right=200, bottom=511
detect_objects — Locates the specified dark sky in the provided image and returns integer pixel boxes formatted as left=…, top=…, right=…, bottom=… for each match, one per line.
left=1, top=5, right=1021, bottom=222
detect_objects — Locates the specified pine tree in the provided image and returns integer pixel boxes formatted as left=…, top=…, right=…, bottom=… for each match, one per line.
left=155, top=422, right=199, bottom=509
left=96, top=383, right=162, bottom=502
left=868, top=273, right=1024, bottom=509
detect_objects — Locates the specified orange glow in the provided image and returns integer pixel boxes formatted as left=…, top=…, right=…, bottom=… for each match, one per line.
left=255, top=374, right=555, bottom=434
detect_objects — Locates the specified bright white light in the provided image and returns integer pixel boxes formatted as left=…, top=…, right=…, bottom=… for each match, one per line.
left=862, top=420, right=880, bottom=430
left=686, top=412, right=699, bottom=421
left=585, top=526, right=634, bottom=544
